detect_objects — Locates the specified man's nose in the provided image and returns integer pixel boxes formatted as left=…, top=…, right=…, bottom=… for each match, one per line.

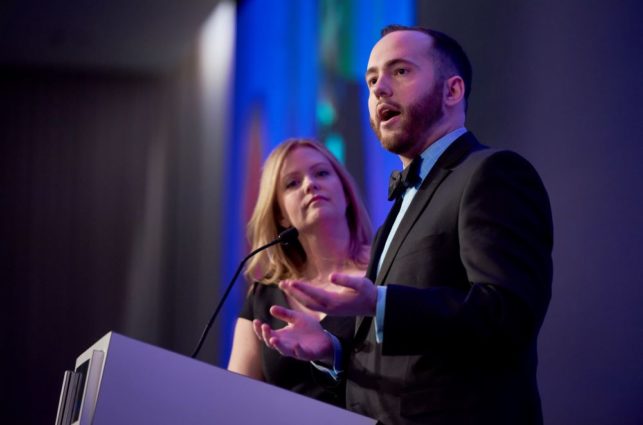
left=373, top=75, right=392, bottom=98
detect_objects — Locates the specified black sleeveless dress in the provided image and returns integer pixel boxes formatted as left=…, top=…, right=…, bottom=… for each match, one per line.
left=239, top=282, right=354, bottom=407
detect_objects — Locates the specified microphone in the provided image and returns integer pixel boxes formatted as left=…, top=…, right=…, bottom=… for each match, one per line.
left=191, top=227, right=299, bottom=358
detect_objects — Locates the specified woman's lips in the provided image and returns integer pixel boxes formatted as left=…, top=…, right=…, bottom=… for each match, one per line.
left=307, top=195, right=328, bottom=207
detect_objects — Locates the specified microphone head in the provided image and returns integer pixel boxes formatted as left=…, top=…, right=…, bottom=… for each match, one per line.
left=277, top=227, right=299, bottom=245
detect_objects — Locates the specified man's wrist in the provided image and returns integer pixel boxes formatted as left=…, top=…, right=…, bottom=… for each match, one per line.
left=310, top=331, right=344, bottom=380
left=375, top=286, right=387, bottom=343
left=371, top=284, right=379, bottom=316
left=319, top=330, right=335, bottom=364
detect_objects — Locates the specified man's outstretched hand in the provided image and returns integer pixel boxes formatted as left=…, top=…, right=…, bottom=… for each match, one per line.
left=279, top=273, right=377, bottom=317
left=252, top=305, right=333, bottom=362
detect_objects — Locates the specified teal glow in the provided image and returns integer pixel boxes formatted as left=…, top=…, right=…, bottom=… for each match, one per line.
left=316, top=100, right=336, bottom=126
left=324, top=133, right=345, bottom=164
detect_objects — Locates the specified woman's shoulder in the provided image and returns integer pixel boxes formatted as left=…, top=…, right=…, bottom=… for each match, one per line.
left=240, top=281, right=283, bottom=320
left=249, top=280, right=280, bottom=294
left=246, top=281, right=284, bottom=305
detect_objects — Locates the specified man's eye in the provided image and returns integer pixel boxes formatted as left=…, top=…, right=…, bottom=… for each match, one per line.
left=367, top=77, right=377, bottom=87
left=395, top=68, right=408, bottom=76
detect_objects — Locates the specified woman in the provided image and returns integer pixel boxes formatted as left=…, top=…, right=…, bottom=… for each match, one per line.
left=227, top=139, right=372, bottom=406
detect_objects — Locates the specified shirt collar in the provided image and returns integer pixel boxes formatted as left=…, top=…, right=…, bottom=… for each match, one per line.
left=416, top=127, right=467, bottom=181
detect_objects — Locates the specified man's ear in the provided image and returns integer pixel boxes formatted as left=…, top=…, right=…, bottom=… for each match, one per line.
left=444, top=75, right=465, bottom=107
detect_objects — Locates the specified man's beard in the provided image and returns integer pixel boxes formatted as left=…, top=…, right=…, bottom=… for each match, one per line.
left=370, top=81, right=444, bottom=156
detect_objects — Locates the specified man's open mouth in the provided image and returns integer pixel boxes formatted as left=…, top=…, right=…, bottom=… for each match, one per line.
left=378, top=104, right=401, bottom=123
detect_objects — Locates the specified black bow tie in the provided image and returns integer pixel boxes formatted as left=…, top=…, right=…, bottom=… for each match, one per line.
left=388, top=157, right=423, bottom=201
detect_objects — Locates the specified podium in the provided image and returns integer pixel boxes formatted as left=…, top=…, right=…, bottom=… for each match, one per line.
left=55, top=332, right=375, bottom=425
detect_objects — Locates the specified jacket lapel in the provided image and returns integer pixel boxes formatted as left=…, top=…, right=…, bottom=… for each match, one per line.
left=365, top=227, right=382, bottom=282
left=354, top=165, right=449, bottom=339
left=354, top=133, right=484, bottom=341
left=375, top=132, right=483, bottom=285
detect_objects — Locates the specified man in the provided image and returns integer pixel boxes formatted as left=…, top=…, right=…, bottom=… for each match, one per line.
left=253, top=25, right=552, bottom=425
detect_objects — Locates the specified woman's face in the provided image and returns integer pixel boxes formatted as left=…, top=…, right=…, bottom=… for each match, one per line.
left=276, top=146, right=348, bottom=232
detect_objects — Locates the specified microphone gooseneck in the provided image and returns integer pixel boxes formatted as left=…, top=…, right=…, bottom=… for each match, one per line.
left=191, top=227, right=299, bottom=359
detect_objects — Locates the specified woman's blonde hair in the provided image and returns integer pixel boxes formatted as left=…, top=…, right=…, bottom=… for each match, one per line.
left=244, top=139, right=372, bottom=284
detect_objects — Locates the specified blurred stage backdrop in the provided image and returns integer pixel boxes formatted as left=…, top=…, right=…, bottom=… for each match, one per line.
left=1, top=0, right=641, bottom=424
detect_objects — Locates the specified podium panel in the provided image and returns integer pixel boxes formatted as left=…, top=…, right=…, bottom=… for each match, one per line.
left=56, top=332, right=375, bottom=425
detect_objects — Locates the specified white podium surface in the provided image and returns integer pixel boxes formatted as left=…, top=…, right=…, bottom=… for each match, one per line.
left=66, top=332, right=375, bottom=425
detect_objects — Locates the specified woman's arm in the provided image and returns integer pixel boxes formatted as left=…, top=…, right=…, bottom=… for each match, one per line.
left=227, top=318, right=264, bottom=380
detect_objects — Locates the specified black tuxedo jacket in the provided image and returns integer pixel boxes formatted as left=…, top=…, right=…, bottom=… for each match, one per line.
left=345, top=133, right=553, bottom=425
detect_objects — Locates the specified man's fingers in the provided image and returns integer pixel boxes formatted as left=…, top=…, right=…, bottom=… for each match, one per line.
left=269, top=305, right=300, bottom=324
left=283, top=281, right=332, bottom=311
left=279, top=281, right=323, bottom=308
left=270, top=336, right=296, bottom=358
left=261, top=324, right=275, bottom=349
left=329, top=273, right=366, bottom=290
left=252, top=319, right=263, bottom=341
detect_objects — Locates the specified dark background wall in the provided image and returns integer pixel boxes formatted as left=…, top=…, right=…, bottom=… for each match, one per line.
left=418, top=1, right=643, bottom=423
left=1, top=1, right=642, bottom=424
left=1, top=63, right=226, bottom=423
left=1, top=2, right=227, bottom=423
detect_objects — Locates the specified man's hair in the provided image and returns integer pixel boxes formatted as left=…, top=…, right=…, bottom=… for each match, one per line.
left=381, top=25, right=473, bottom=108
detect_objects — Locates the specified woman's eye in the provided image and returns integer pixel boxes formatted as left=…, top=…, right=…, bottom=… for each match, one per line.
left=317, top=169, right=330, bottom=177
left=285, top=180, right=298, bottom=189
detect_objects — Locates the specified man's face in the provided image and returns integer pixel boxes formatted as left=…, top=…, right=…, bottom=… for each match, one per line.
left=366, top=31, right=445, bottom=157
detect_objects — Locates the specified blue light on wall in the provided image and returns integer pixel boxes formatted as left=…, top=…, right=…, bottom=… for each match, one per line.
left=324, top=132, right=345, bottom=163
left=221, top=0, right=414, bottom=365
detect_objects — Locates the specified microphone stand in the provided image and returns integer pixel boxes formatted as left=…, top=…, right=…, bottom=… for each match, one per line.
left=191, top=227, right=298, bottom=359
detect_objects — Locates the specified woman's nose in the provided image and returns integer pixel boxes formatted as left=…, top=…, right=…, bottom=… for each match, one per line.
left=303, top=175, right=320, bottom=192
